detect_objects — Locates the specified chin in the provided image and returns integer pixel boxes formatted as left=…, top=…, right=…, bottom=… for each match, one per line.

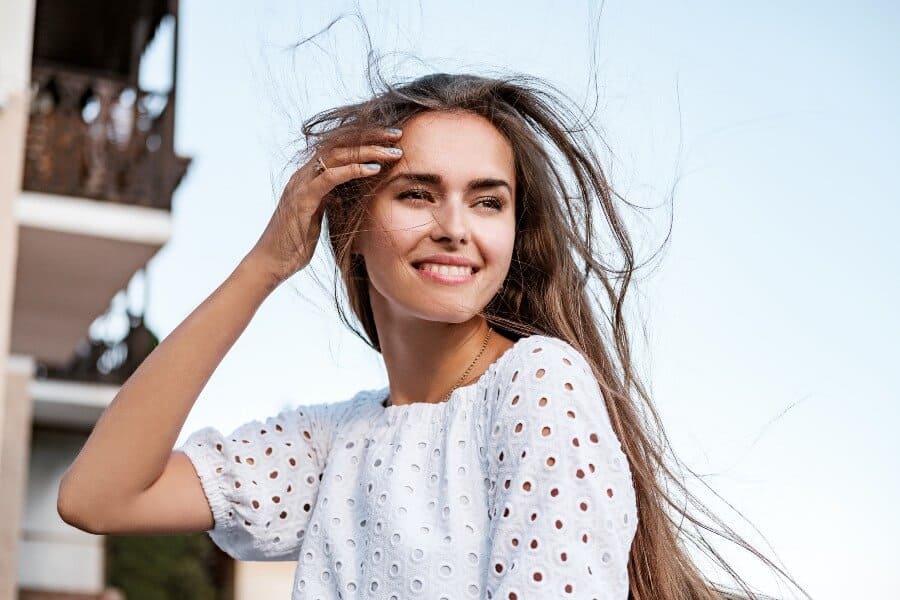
left=402, top=297, right=486, bottom=324
left=394, top=290, right=490, bottom=324
left=368, top=262, right=500, bottom=324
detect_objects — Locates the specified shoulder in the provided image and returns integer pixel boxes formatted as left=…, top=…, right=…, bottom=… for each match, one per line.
left=300, top=389, right=379, bottom=428
left=483, top=333, right=631, bottom=484
left=486, top=334, right=600, bottom=427
left=213, top=390, right=372, bottom=442
left=500, top=334, right=594, bottom=388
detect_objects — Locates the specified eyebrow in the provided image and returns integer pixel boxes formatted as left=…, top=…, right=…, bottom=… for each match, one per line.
left=382, top=172, right=512, bottom=194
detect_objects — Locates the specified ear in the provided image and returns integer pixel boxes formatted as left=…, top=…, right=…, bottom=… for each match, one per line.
left=350, top=238, right=363, bottom=259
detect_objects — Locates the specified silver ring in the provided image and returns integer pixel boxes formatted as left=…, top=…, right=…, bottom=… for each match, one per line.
left=313, top=156, right=328, bottom=176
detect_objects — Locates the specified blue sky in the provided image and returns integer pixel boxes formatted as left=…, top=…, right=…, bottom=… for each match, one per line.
left=126, top=1, right=898, bottom=597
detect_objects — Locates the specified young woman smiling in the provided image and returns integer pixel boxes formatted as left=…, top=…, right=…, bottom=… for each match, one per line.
left=57, top=73, right=809, bottom=600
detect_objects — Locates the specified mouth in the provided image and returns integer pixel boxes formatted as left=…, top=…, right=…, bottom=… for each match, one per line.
left=411, top=261, right=480, bottom=284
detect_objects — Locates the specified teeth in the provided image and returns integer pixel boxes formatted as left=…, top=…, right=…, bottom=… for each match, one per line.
left=417, top=263, right=474, bottom=276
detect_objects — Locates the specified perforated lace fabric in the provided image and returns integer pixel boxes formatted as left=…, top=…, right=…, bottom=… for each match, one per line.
left=179, top=334, right=638, bottom=599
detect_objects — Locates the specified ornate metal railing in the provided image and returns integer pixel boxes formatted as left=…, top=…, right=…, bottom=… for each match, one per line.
left=23, top=65, right=190, bottom=210
left=37, top=304, right=160, bottom=386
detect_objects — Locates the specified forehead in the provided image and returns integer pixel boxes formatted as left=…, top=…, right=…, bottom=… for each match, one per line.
left=392, top=111, right=515, bottom=182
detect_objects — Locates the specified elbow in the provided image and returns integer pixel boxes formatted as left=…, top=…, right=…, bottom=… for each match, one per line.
left=57, top=476, right=105, bottom=535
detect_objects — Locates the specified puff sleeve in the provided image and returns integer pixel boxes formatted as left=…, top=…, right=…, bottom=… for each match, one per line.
left=483, top=336, right=639, bottom=598
left=178, top=400, right=343, bottom=561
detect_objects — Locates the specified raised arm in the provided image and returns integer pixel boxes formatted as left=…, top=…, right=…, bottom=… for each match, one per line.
left=56, top=252, right=282, bottom=535
left=56, top=131, right=402, bottom=536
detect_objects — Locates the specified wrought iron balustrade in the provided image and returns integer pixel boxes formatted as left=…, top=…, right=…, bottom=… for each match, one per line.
left=23, top=65, right=190, bottom=210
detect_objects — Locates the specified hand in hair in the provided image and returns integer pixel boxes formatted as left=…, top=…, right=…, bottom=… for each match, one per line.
left=248, top=127, right=403, bottom=286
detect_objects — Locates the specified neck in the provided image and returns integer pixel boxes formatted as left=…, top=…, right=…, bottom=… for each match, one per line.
left=375, top=314, right=498, bottom=407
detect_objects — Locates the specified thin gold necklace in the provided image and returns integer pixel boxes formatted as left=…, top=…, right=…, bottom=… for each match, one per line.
left=440, top=325, right=493, bottom=403
left=384, top=325, right=494, bottom=407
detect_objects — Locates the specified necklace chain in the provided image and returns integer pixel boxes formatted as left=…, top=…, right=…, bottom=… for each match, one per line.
left=383, top=325, right=494, bottom=408
left=440, top=325, right=493, bottom=402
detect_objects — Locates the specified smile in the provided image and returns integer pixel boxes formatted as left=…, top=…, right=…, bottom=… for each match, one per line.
left=413, top=262, right=478, bottom=284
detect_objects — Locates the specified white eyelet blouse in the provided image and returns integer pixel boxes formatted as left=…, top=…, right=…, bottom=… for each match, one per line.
left=179, top=334, right=638, bottom=599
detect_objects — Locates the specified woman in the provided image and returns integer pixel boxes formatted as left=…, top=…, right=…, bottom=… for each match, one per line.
left=57, top=73, right=808, bottom=599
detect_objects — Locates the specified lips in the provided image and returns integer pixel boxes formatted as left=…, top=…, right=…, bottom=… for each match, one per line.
left=411, top=254, right=481, bottom=270
left=414, top=262, right=477, bottom=276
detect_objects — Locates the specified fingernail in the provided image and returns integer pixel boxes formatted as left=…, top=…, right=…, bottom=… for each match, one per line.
left=386, top=127, right=402, bottom=136
left=386, top=147, right=403, bottom=155
left=364, top=162, right=382, bottom=171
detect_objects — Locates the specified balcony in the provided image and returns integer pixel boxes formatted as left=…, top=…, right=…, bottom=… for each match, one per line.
left=11, top=0, right=189, bottom=372
left=23, top=65, right=189, bottom=211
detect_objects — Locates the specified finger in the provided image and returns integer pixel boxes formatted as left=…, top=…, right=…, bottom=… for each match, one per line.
left=323, top=144, right=403, bottom=169
left=309, top=161, right=384, bottom=196
left=352, top=127, right=403, bottom=146
left=308, top=127, right=402, bottom=169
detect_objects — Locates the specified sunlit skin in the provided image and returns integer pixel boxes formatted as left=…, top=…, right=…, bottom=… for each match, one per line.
left=352, top=111, right=518, bottom=407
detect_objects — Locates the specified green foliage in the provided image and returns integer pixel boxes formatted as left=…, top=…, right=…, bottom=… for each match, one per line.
left=107, top=532, right=225, bottom=600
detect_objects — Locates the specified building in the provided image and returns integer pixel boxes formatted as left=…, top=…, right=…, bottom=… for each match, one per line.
left=1, top=1, right=305, bottom=596
left=0, top=0, right=266, bottom=597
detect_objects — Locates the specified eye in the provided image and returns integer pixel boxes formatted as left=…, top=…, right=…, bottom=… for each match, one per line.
left=397, top=189, right=505, bottom=212
left=478, top=197, right=504, bottom=211
left=397, top=188, right=433, bottom=202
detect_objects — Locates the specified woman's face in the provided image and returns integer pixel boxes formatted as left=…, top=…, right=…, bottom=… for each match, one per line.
left=353, top=110, right=517, bottom=324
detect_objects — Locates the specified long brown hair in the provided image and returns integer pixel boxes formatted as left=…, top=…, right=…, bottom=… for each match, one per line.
left=281, top=50, right=811, bottom=600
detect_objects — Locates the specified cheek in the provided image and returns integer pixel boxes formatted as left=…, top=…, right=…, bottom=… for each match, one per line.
left=480, top=220, right=516, bottom=267
left=363, top=206, right=421, bottom=266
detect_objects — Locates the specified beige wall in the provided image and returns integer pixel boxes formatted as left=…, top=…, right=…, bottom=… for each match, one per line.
left=234, top=561, right=297, bottom=600
left=1, top=358, right=35, bottom=600
left=0, top=0, right=36, bottom=598
left=0, top=0, right=36, bottom=354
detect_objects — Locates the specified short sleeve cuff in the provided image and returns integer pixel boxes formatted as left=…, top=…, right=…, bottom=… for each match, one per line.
left=179, top=427, right=237, bottom=534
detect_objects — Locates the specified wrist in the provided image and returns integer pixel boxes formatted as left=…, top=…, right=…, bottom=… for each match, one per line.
left=234, top=251, right=284, bottom=295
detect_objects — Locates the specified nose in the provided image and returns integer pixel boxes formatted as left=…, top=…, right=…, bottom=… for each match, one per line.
left=429, top=198, right=470, bottom=244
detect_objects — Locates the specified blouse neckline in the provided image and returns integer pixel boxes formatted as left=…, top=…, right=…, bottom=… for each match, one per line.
left=375, top=334, right=532, bottom=417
